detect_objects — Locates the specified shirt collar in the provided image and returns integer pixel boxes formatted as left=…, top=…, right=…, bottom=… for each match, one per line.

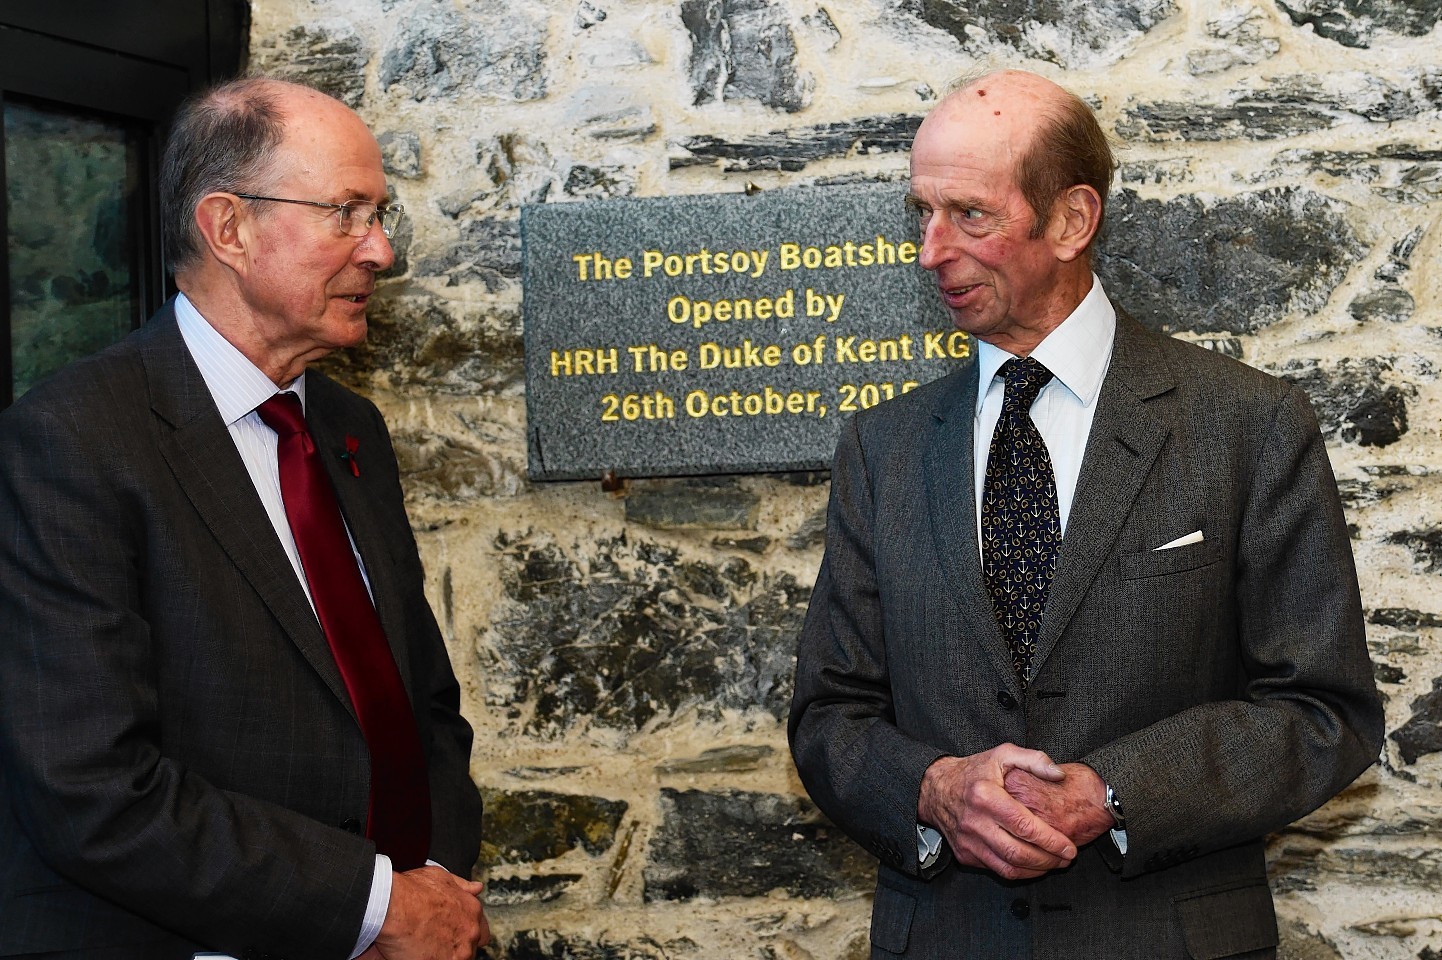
left=975, top=274, right=1116, bottom=413
left=174, top=292, right=306, bottom=425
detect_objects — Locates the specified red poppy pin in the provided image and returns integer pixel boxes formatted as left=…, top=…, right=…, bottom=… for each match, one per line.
left=341, top=435, right=361, bottom=477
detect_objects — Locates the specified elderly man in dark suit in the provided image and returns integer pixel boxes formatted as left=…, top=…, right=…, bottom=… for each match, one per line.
left=789, top=69, right=1383, bottom=959
left=0, top=78, right=487, bottom=959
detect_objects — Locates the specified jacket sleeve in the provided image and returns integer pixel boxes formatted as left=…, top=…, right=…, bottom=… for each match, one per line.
left=0, top=398, right=373, bottom=958
left=788, top=417, right=950, bottom=878
left=1082, top=383, right=1384, bottom=877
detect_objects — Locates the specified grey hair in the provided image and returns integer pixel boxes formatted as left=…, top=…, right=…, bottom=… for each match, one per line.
left=159, top=76, right=291, bottom=273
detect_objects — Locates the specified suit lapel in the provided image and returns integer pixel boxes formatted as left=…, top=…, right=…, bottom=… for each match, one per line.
left=922, top=362, right=1019, bottom=687
left=1031, top=311, right=1174, bottom=679
left=306, top=378, right=417, bottom=695
left=140, top=308, right=354, bottom=715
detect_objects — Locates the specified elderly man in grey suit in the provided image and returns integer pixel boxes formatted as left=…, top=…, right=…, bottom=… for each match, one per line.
left=0, top=79, right=487, bottom=959
left=789, top=69, right=1384, bottom=959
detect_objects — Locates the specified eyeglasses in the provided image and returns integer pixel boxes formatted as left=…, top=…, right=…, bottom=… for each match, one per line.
left=234, top=194, right=405, bottom=238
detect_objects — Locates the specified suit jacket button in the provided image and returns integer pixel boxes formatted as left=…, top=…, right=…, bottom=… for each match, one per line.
left=341, top=817, right=363, bottom=834
left=1010, top=899, right=1030, bottom=920
left=996, top=691, right=1017, bottom=710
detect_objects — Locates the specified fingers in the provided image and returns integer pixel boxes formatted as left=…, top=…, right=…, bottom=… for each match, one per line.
left=991, top=742, right=1065, bottom=782
left=378, top=866, right=488, bottom=960
left=919, top=751, right=1078, bottom=881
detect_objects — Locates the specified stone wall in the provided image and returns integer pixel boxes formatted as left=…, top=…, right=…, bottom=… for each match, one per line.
left=247, top=1, right=1442, bottom=956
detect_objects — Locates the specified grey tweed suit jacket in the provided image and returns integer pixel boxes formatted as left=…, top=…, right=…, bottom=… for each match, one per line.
left=0, top=303, right=482, bottom=959
left=789, top=309, right=1383, bottom=960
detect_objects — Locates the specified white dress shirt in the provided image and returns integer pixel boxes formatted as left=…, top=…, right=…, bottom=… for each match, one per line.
left=972, top=275, right=1115, bottom=540
left=175, top=293, right=391, bottom=958
left=918, top=276, right=1124, bottom=866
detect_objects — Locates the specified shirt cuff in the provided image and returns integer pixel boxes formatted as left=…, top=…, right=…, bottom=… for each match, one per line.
left=349, top=854, right=392, bottom=959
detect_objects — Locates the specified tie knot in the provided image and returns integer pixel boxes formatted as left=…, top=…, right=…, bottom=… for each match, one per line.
left=256, top=392, right=307, bottom=438
left=998, top=357, right=1054, bottom=412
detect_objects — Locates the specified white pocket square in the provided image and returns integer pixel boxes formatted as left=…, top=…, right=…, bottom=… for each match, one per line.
left=1154, top=530, right=1204, bottom=551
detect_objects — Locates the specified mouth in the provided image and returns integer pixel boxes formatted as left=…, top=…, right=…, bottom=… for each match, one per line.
left=941, top=282, right=983, bottom=306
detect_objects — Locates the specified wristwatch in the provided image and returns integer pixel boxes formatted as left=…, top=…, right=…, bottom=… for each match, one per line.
left=1105, top=783, right=1126, bottom=829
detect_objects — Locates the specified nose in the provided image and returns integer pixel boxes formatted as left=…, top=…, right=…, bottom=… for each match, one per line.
left=918, top=214, right=953, bottom=273
left=355, top=217, right=396, bottom=272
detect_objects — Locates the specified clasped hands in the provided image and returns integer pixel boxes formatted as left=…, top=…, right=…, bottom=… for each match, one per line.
left=358, top=865, right=490, bottom=960
left=917, top=744, right=1114, bottom=881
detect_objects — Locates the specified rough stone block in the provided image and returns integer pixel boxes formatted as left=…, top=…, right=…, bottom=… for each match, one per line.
left=416, top=217, right=524, bottom=289
left=478, top=788, right=628, bottom=865
left=380, top=4, right=547, bottom=103
left=250, top=21, right=369, bottom=107
left=494, top=930, right=696, bottom=959
left=1349, top=288, right=1415, bottom=324
left=1095, top=187, right=1365, bottom=336
left=670, top=115, right=920, bottom=171
left=485, top=873, right=583, bottom=905
left=392, top=429, right=527, bottom=501
left=683, top=0, right=812, bottom=112
left=625, top=479, right=761, bottom=531
left=319, top=288, right=523, bottom=395
left=1275, top=358, right=1412, bottom=448
left=904, top=0, right=1177, bottom=68
left=644, top=788, right=873, bottom=900
left=1120, top=71, right=1442, bottom=141
left=656, top=744, right=775, bottom=773
left=1275, top=0, right=1442, bottom=48
left=564, top=165, right=638, bottom=200
left=484, top=533, right=805, bottom=738
left=378, top=131, right=423, bottom=179
left=1369, top=608, right=1442, bottom=630
left=1385, top=526, right=1442, bottom=573
left=1186, top=5, right=1281, bottom=74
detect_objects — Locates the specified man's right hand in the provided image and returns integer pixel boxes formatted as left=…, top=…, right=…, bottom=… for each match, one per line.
left=373, top=866, right=489, bottom=960
left=917, top=744, right=1078, bottom=880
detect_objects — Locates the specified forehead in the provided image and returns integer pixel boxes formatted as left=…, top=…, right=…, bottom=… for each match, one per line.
left=271, top=90, right=387, bottom=199
left=908, top=98, right=1028, bottom=202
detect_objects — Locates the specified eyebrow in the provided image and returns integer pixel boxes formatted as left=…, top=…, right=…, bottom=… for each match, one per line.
left=337, top=188, right=392, bottom=205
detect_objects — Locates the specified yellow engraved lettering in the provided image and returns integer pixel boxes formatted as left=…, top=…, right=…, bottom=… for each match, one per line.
left=643, top=250, right=664, bottom=276
left=874, top=235, right=897, bottom=265
left=749, top=249, right=769, bottom=278
left=898, top=241, right=917, bottom=264
left=628, top=344, right=689, bottom=372
left=779, top=243, right=800, bottom=270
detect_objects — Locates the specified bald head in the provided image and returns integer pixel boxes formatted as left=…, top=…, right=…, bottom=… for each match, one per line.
left=925, top=70, right=1115, bottom=242
left=160, top=77, right=363, bottom=274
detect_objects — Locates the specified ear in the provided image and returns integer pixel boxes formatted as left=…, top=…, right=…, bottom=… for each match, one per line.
left=1048, top=184, right=1102, bottom=263
left=193, top=193, right=251, bottom=273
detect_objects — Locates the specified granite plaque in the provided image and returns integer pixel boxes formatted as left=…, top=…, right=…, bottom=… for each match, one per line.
left=522, top=182, right=964, bottom=481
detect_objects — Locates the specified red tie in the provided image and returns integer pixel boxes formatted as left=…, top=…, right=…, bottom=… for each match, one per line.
left=257, top=392, right=430, bottom=869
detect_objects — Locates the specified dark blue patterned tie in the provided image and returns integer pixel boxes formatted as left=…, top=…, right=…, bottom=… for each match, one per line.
left=981, top=358, right=1060, bottom=686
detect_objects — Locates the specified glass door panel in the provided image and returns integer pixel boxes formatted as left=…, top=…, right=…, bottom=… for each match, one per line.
left=5, top=97, right=144, bottom=399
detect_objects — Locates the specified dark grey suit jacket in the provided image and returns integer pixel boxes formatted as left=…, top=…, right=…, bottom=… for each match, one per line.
left=789, top=310, right=1384, bottom=959
left=0, top=303, right=482, bottom=959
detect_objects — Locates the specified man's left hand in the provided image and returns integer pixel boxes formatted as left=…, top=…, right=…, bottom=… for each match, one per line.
left=1003, top=762, right=1113, bottom=847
